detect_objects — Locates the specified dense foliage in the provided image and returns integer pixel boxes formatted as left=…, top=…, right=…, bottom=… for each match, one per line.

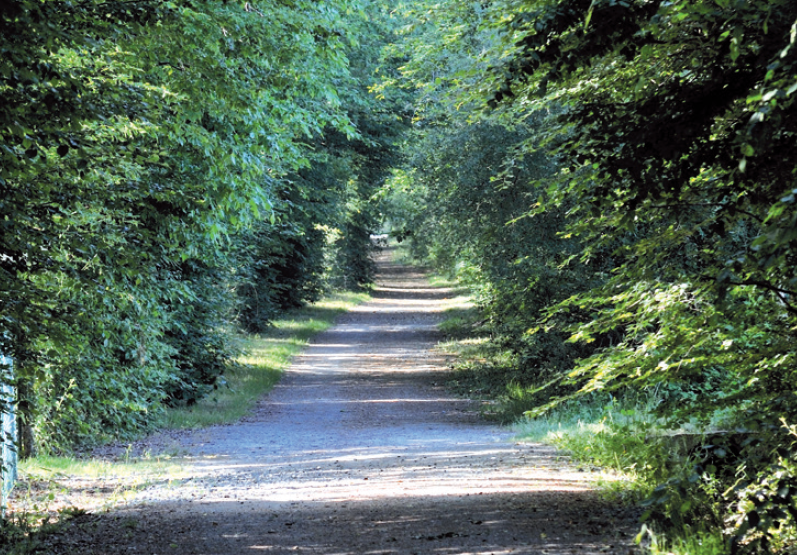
left=386, top=0, right=797, bottom=551
left=4, top=0, right=796, bottom=549
left=0, top=0, right=397, bottom=454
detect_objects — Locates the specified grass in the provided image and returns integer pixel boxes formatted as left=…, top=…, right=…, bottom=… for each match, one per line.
left=162, top=290, right=370, bottom=429
left=514, top=396, right=668, bottom=489
left=514, top=396, right=740, bottom=555
left=643, top=526, right=729, bottom=555
left=19, top=453, right=181, bottom=481
left=6, top=453, right=185, bottom=542
left=3, top=289, right=370, bottom=551
left=427, top=273, right=460, bottom=289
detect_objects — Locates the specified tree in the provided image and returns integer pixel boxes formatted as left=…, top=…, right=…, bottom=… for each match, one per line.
left=473, top=0, right=797, bottom=548
left=0, top=0, right=364, bottom=451
left=384, top=0, right=797, bottom=547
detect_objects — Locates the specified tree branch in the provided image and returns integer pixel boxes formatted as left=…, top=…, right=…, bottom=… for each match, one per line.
left=650, top=202, right=765, bottom=224
left=730, top=279, right=797, bottom=315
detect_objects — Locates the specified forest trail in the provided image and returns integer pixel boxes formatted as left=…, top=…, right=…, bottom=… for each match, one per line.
left=42, top=250, right=640, bottom=554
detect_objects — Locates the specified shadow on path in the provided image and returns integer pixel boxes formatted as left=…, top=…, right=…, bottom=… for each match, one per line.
left=38, top=249, right=641, bottom=555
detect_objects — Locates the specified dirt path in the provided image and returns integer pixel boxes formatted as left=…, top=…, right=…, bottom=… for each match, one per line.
left=39, top=252, right=640, bottom=554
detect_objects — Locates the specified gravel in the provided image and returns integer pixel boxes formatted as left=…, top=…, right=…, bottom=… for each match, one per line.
left=35, top=252, right=642, bottom=555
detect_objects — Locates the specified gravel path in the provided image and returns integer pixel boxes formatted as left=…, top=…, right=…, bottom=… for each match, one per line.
left=40, top=252, right=641, bottom=554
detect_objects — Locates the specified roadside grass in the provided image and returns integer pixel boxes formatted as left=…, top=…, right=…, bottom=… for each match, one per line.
left=5, top=453, right=186, bottom=547
left=431, top=276, right=732, bottom=555
left=162, top=290, right=370, bottom=429
left=643, top=527, right=729, bottom=555
left=513, top=395, right=738, bottom=555
left=3, top=289, right=370, bottom=551
left=3, top=455, right=177, bottom=554
left=514, top=395, right=669, bottom=494
left=435, top=299, right=484, bottom=341
left=427, top=273, right=460, bottom=289
left=19, top=452, right=181, bottom=481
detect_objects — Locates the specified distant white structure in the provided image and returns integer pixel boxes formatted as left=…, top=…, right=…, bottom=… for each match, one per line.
left=370, top=234, right=389, bottom=248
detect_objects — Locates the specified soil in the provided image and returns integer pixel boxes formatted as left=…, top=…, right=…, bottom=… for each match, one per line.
left=29, top=251, right=642, bottom=554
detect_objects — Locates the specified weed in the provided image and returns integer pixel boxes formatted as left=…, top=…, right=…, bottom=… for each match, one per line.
left=639, top=524, right=730, bottom=555
left=0, top=506, right=84, bottom=555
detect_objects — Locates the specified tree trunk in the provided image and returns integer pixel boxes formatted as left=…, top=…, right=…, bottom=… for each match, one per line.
left=16, top=378, right=36, bottom=459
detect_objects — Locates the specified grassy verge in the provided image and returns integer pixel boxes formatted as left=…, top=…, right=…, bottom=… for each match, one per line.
left=3, top=290, right=370, bottom=552
left=4, top=454, right=186, bottom=553
left=15, top=453, right=185, bottom=514
left=514, top=396, right=666, bottom=495
left=162, top=290, right=370, bottom=429
left=643, top=527, right=729, bottom=555
left=432, top=283, right=734, bottom=555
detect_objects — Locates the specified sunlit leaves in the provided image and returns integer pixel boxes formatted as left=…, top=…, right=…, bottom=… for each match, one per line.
left=388, top=0, right=797, bottom=546
left=0, top=0, right=378, bottom=450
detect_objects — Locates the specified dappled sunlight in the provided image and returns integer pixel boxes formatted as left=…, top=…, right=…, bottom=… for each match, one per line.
left=90, top=484, right=628, bottom=555
left=300, top=325, right=440, bottom=335
left=32, top=248, right=638, bottom=555
left=373, top=285, right=451, bottom=292
left=143, top=429, right=597, bottom=508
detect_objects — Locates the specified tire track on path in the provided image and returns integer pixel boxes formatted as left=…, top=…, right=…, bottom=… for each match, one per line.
left=43, top=250, right=640, bottom=555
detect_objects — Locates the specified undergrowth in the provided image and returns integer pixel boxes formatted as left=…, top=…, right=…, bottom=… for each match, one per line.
left=162, top=290, right=369, bottom=428
left=2, top=289, right=370, bottom=552
left=435, top=297, right=740, bottom=555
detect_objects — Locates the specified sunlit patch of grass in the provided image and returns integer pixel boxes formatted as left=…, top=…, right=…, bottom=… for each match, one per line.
left=19, top=454, right=181, bottom=481
left=433, top=290, right=492, bottom=361
left=437, top=336, right=490, bottom=356
left=7, top=454, right=186, bottom=532
left=428, top=274, right=460, bottom=288
left=516, top=406, right=651, bottom=499
left=436, top=300, right=482, bottom=334
left=513, top=400, right=606, bottom=444
left=514, top=395, right=679, bottom=500
left=162, top=290, right=370, bottom=429
left=642, top=526, right=729, bottom=555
